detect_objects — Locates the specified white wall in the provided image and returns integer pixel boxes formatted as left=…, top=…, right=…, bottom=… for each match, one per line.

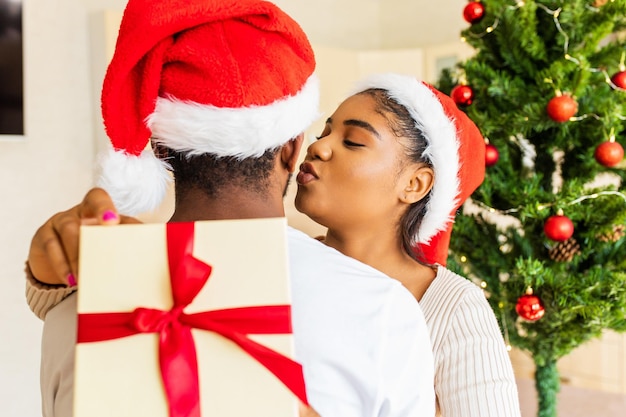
left=379, top=0, right=468, bottom=48
left=272, top=0, right=469, bottom=50
left=273, top=0, right=381, bottom=50
left=0, top=1, right=454, bottom=416
left=0, top=1, right=127, bottom=416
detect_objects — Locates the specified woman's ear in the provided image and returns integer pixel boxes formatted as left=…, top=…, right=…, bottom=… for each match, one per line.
left=400, top=165, right=434, bottom=204
left=281, top=134, right=305, bottom=172
left=151, top=140, right=170, bottom=160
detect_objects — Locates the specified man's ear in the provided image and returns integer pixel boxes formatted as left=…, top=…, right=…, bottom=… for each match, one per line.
left=281, top=134, right=305, bottom=173
left=400, top=165, right=434, bottom=204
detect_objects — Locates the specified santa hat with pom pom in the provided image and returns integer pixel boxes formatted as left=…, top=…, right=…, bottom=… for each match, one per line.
left=352, top=73, right=486, bottom=266
left=98, top=0, right=319, bottom=215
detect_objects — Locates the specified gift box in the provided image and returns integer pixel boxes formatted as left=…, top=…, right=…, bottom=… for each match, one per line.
left=73, top=218, right=305, bottom=417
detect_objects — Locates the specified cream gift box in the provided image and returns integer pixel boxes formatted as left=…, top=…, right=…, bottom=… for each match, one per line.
left=73, top=217, right=305, bottom=417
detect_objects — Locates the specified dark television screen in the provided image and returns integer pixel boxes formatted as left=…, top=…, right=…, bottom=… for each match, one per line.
left=0, top=0, right=23, bottom=135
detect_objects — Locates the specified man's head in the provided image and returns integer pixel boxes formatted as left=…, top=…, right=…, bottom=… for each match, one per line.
left=98, top=0, right=319, bottom=215
left=163, top=142, right=299, bottom=202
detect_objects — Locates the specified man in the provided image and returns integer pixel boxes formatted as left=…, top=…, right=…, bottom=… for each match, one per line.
left=26, top=1, right=435, bottom=416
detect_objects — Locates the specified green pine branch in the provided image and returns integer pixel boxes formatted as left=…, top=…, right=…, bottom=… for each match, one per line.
left=439, top=1, right=626, bottom=415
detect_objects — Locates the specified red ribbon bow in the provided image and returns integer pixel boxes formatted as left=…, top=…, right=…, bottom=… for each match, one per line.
left=77, top=222, right=307, bottom=417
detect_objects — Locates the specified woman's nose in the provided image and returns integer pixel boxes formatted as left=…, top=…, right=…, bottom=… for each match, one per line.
left=307, top=137, right=332, bottom=161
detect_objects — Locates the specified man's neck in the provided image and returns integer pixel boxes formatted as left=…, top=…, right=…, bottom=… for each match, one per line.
left=169, top=186, right=285, bottom=222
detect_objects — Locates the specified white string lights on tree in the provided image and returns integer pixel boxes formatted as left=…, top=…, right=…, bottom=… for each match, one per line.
left=606, top=52, right=626, bottom=91
left=461, top=18, right=499, bottom=41
left=459, top=1, right=502, bottom=42
left=453, top=1, right=626, bottom=258
left=471, top=190, right=626, bottom=217
left=534, top=2, right=625, bottom=92
left=450, top=5, right=625, bottom=413
left=458, top=2, right=623, bottom=162
left=461, top=1, right=625, bottom=91
left=567, top=190, right=626, bottom=205
left=534, top=4, right=574, bottom=61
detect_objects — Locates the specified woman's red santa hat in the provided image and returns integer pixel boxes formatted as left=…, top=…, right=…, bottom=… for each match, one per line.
left=98, top=0, right=319, bottom=215
left=352, top=74, right=486, bottom=266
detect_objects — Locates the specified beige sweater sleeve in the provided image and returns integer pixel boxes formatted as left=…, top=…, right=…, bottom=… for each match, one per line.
left=435, top=285, right=521, bottom=417
left=422, top=268, right=521, bottom=417
left=25, top=263, right=76, bottom=320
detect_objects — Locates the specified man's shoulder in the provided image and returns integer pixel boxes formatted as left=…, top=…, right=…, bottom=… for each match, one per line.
left=286, top=227, right=387, bottom=279
left=286, top=227, right=421, bottom=313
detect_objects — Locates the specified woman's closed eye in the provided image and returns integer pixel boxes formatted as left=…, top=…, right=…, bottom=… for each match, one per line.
left=343, top=139, right=365, bottom=147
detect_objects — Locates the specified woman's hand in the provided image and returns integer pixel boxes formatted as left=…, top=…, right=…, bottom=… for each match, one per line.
left=27, top=188, right=141, bottom=286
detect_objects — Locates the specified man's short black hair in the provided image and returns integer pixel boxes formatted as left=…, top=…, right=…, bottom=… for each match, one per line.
left=167, top=147, right=279, bottom=198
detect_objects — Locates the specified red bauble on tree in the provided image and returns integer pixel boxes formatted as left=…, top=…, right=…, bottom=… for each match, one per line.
left=516, top=289, right=545, bottom=321
left=463, top=1, right=485, bottom=24
left=595, top=140, right=624, bottom=167
left=544, top=212, right=574, bottom=242
left=546, top=94, right=578, bottom=123
left=451, top=85, right=474, bottom=106
left=611, top=70, right=626, bottom=90
left=485, top=143, right=499, bottom=167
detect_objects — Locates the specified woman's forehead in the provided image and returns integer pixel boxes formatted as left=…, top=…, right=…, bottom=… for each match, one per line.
left=334, top=93, right=384, bottom=119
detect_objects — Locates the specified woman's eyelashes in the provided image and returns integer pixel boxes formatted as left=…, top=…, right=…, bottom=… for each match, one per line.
left=315, top=130, right=329, bottom=140
left=343, top=139, right=365, bottom=147
left=314, top=130, right=364, bottom=147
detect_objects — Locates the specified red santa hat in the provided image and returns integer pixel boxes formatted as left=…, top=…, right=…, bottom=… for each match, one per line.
left=352, top=74, right=486, bottom=266
left=97, top=0, right=319, bottom=215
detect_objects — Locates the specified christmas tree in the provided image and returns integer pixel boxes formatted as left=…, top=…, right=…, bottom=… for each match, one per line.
left=437, top=1, right=626, bottom=416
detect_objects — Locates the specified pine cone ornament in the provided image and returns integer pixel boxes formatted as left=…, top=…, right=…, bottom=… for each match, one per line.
left=548, top=238, right=581, bottom=262
left=597, top=225, right=626, bottom=242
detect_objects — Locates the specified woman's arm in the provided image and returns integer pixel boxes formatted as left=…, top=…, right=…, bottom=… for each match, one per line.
left=436, top=287, right=521, bottom=417
left=25, top=263, right=76, bottom=320
left=25, top=188, right=139, bottom=319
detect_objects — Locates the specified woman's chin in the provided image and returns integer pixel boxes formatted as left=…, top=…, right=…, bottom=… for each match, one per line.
left=294, top=193, right=313, bottom=215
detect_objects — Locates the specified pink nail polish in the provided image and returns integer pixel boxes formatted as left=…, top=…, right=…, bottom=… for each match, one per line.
left=102, top=210, right=118, bottom=221
left=67, top=274, right=77, bottom=287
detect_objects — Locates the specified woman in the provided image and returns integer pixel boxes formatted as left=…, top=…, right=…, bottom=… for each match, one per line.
left=295, top=73, right=521, bottom=417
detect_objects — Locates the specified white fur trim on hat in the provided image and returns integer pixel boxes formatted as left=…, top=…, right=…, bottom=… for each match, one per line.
left=147, top=74, right=320, bottom=159
left=352, top=73, right=460, bottom=245
left=97, top=148, right=173, bottom=216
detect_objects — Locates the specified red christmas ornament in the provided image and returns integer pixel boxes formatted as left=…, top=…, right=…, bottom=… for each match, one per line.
left=485, top=143, right=499, bottom=167
left=594, top=140, right=624, bottom=167
left=463, top=1, right=485, bottom=24
left=451, top=85, right=474, bottom=106
left=544, top=214, right=574, bottom=242
left=611, top=70, right=626, bottom=90
left=546, top=94, right=578, bottom=123
left=516, top=292, right=545, bottom=321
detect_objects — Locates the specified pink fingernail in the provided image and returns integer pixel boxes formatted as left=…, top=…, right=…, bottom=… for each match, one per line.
left=67, top=274, right=77, bottom=287
left=102, top=210, right=118, bottom=221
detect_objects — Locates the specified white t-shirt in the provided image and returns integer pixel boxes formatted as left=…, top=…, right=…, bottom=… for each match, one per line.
left=36, top=227, right=435, bottom=417
left=288, top=227, right=435, bottom=417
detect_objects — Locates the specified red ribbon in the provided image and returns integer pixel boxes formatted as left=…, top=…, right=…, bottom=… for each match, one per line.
left=77, top=222, right=307, bottom=417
